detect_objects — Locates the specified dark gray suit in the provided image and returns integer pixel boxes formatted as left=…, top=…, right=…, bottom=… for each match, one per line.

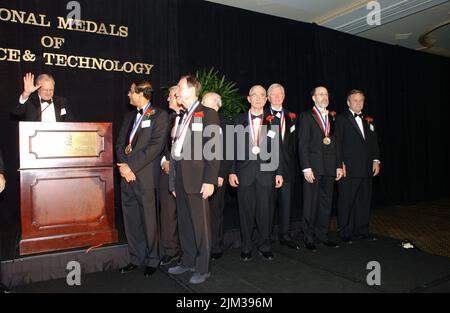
left=116, top=105, right=168, bottom=268
left=158, top=112, right=181, bottom=257
left=169, top=103, right=220, bottom=275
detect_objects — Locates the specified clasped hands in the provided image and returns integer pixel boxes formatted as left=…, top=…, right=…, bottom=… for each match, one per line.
left=117, top=163, right=136, bottom=182
left=0, top=174, right=5, bottom=193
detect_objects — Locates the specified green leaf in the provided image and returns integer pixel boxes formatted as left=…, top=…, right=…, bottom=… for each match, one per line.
left=196, top=67, right=244, bottom=119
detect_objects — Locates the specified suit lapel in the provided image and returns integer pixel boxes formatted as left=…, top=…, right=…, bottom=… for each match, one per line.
left=54, top=99, right=62, bottom=122
left=126, top=111, right=139, bottom=148
left=282, top=109, right=293, bottom=144
left=311, top=109, right=323, bottom=132
left=31, top=96, right=42, bottom=121
left=347, top=111, right=365, bottom=141
left=329, top=112, right=336, bottom=138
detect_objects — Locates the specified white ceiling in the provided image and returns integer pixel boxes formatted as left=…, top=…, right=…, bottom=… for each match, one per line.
left=205, top=0, right=450, bottom=57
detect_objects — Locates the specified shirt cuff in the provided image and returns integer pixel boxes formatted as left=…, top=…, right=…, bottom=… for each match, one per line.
left=160, top=156, right=167, bottom=167
left=19, top=95, right=28, bottom=104
left=373, top=160, right=381, bottom=164
left=302, top=168, right=312, bottom=173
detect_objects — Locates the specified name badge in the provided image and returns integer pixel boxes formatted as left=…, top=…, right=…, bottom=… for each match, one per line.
left=60, top=108, right=66, bottom=116
left=142, top=120, right=151, bottom=128
left=192, top=122, right=203, bottom=132
left=370, top=124, right=374, bottom=132
left=267, top=130, right=276, bottom=138
left=290, top=125, right=295, bottom=133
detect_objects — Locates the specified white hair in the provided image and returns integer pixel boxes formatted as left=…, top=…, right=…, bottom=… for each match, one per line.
left=203, top=92, right=222, bottom=108
left=267, top=83, right=285, bottom=96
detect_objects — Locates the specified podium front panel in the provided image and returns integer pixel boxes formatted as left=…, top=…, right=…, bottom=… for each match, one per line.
left=18, top=122, right=117, bottom=255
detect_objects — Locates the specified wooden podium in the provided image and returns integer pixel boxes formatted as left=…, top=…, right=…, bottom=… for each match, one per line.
left=18, top=122, right=118, bottom=255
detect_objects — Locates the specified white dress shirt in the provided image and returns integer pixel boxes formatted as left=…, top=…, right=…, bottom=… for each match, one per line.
left=349, top=109, right=365, bottom=139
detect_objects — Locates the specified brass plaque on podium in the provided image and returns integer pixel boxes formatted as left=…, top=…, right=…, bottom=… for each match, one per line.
left=30, top=131, right=101, bottom=158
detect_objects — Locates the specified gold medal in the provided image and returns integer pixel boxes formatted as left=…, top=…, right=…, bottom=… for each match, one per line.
left=323, top=137, right=331, bottom=145
left=125, top=144, right=132, bottom=155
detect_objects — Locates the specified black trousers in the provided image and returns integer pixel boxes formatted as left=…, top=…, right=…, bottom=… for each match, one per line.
left=175, top=170, right=211, bottom=274
left=337, top=177, right=372, bottom=238
left=273, top=181, right=293, bottom=241
left=209, top=183, right=227, bottom=254
left=237, top=181, right=274, bottom=253
left=159, top=172, right=180, bottom=257
left=121, top=180, right=160, bottom=268
left=302, top=175, right=334, bottom=244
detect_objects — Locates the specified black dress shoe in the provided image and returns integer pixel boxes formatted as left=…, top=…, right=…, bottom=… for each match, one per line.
left=356, top=234, right=377, bottom=241
left=160, top=254, right=179, bottom=266
left=119, top=263, right=138, bottom=274
left=258, top=250, right=274, bottom=261
left=211, top=252, right=223, bottom=260
left=305, top=242, right=317, bottom=252
left=240, top=251, right=252, bottom=261
left=280, top=239, right=301, bottom=250
left=144, top=266, right=157, bottom=277
left=0, top=283, right=11, bottom=293
left=341, top=237, right=353, bottom=244
left=320, top=241, right=340, bottom=248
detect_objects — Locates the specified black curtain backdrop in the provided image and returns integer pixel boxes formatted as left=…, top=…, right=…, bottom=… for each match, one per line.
left=1, top=0, right=449, bottom=260
left=0, top=0, right=180, bottom=260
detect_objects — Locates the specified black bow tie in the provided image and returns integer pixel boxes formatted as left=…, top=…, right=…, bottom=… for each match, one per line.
left=354, top=113, right=363, bottom=119
left=41, top=98, right=53, bottom=104
left=251, top=114, right=262, bottom=120
left=137, top=108, right=144, bottom=115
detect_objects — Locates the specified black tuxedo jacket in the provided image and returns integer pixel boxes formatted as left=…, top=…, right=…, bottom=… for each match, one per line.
left=116, top=105, right=169, bottom=189
left=0, top=149, right=4, bottom=174
left=169, top=104, right=221, bottom=194
left=162, top=111, right=180, bottom=162
left=230, top=111, right=283, bottom=187
left=12, top=94, right=74, bottom=122
left=298, top=108, right=342, bottom=176
left=265, top=107, right=298, bottom=182
left=335, top=110, right=380, bottom=178
left=218, top=113, right=233, bottom=179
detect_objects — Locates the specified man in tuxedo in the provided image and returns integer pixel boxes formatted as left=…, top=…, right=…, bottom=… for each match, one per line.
left=229, top=85, right=284, bottom=261
left=265, top=83, right=301, bottom=250
left=335, top=90, right=380, bottom=243
left=116, top=81, right=168, bottom=277
left=202, top=92, right=231, bottom=261
left=12, top=72, right=74, bottom=122
left=298, top=86, right=343, bottom=252
left=168, top=75, right=220, bottom=284
left=158, top=86, right=182, bottom=266
left=0, top=149, right=11, bottom=293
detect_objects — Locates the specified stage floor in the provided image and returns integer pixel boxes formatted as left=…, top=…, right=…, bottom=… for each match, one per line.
left=13, top=233, right=450, bottom=293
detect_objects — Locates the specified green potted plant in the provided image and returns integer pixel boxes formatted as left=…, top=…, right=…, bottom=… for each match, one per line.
left=196, top=67, right=245, bottom=120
